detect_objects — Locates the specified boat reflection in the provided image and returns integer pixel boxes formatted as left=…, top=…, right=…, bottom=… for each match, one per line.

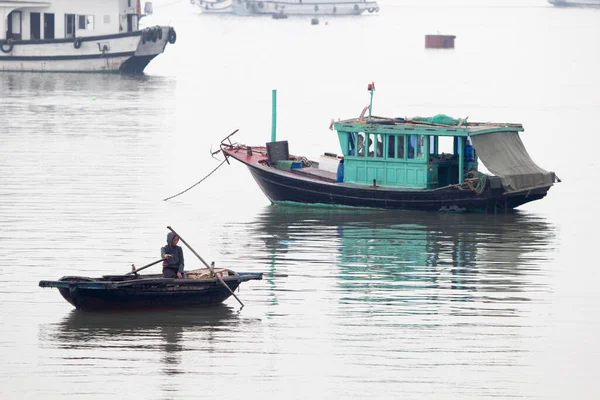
left=250, top=206, right=557, bottom=314
left=39, top=305, right=239, bottom=377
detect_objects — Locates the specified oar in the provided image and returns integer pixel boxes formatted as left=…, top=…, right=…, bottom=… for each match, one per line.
left=167, top=226, right=244, bottom=307
left=126, top=258, right=165, bottom=275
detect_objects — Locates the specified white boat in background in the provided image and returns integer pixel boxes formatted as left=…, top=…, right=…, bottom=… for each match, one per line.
left=548, top=0, right=600, bottom=7
left=0, top=0, right=177, bottom=74
left=191, top=0, right=380, bottom=16
left=190, top=0, right=233, bottom=13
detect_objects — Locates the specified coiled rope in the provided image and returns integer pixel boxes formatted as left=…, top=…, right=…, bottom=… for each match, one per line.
left=163, top=158, right=228, bottom=201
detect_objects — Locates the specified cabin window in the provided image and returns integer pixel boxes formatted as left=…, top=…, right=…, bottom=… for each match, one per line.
left=357, top=132, right=366, bottom=157
left=43, top=13, right=55, bottom=39
left=347, top=132, right=357, bottom=156
left=397, top=135, right=405, bottom=159
left=78, top=15, right=95, bottom=30
left=375, top=134, right=383, bottom=157
left=8, top=11, right=22, bottom=40
left=65, top=14, right=75, bottom=38
left=30, top=12, right=41, bottom=40
left=386, top=135, right=405, bottom=159
left=366, top=134, right=374, bottom=157
left=429, top=136, right=437, bottom=155
left=387, top=136, right=396, bottom=158
left=408, top=135, right=425, bottom=159
left=437, top=136, right=454, bottom=155
left=365, top=134, right=383, bottom=158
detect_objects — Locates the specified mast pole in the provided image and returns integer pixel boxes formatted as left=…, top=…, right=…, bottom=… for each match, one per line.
left=271, top=89, right=277, bottom=142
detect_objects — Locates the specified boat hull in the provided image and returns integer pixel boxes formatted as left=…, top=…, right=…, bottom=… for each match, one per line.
left=0, top=27, right=174, bottom=74
left=235, top=1, right=380, bottom=16
left=191, top=0, right=233, bottom=13
left=57, top=281, right=241, bottom=310
left=194, top=1, right=380, bottom=15
left=548, top=0, right=600, bottom=7
left=40, top=272, right=262, bottom=311
left=224, top=147, right=550, bottom=212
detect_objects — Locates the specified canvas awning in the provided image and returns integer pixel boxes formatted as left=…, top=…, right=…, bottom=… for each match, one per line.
left=471, top=131, right=554, bottom=193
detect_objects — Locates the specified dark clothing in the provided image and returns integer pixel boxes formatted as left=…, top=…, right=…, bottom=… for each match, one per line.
left=161, top=232, right=184, bottom=278
left=162, top=267, right=179, bottom=279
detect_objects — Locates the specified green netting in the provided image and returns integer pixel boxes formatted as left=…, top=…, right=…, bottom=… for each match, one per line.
left=275, top=160, right=303, bottom=169
left=412, top=114, right=462, bottom=126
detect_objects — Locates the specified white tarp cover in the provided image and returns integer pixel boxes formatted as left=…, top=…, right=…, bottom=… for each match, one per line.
left=471, top=131, right=554, bottom=193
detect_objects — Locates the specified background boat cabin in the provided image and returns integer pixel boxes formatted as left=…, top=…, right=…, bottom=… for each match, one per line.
left=1, top=0, right=144, bottom=41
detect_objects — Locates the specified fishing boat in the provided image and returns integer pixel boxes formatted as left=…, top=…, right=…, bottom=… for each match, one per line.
left=548, top=0, right=600, bottom=7
left=0, top=0, right=176, bottom=73
left=219, top=86, right=559, bottom=212
left=191, top=0, right=380, bottom=16
left=39, top=268, right=263, bottom=311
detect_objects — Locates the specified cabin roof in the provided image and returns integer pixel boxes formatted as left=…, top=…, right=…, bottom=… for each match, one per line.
left=334, top=117, right=524, bottom=137
left=0, top=1, right=50, bottom=7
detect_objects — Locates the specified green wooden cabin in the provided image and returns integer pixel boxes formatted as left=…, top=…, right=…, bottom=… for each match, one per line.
left=333, top=119, right=524, bottom=189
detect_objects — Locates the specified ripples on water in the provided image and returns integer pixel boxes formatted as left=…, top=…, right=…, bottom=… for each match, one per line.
left=29, top=207, right=558, bottom=399
left=2, top=0, right=594, bottom=397
left=0, top=71, right=560, bottom=398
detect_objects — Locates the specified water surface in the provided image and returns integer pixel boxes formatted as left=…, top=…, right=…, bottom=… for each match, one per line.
left=1, top=1, right=598, bottom=398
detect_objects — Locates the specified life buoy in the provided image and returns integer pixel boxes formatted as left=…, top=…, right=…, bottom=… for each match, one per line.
left=190, top=0, right=195, bottom=4
left=314, top=5, right=319, bottom=11
left=354, top=4, right=359, bottom=11
left=0, top=39, right=14, bottom=54
left=258, top=2, right=264, bottom=9
left=73, top=37, right=82, bottom=49
left=168, top=27, right=177, bottom=44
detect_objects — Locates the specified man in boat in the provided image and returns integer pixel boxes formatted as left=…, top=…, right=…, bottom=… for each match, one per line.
left=161, top=232, right=185, bottom=278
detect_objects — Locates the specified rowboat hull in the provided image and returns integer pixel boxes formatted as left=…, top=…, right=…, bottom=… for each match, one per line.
left=40, top=271, right=262, bottom=311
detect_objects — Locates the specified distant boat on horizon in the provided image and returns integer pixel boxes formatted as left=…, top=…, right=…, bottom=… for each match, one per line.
left=191, top=0, right=380, bottom=16
left=548, top=0, right=600, bottom=7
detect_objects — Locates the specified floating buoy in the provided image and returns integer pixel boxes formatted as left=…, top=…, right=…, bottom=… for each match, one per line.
left=425, top=34, right=456, bottom=49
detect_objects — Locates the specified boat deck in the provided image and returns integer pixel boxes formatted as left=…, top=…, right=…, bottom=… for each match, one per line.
left=287, top=166, right=337, bottom=183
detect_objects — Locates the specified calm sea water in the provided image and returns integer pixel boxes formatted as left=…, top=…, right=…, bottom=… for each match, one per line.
left=1, top=0, right=599, bottom=399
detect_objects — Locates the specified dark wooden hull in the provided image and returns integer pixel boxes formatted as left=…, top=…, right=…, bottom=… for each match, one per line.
left=223, top=147, right=550, bottom=212
left=40, top=272, right=262, bottom=311
left=57, top=282, right=240, bottom=311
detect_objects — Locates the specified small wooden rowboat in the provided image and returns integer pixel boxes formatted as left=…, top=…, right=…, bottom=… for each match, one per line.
left=39, top=268, right=262, bottom=311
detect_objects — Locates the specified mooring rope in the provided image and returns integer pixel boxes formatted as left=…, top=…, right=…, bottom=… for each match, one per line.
left=163, top=158, right=228, bottom=201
